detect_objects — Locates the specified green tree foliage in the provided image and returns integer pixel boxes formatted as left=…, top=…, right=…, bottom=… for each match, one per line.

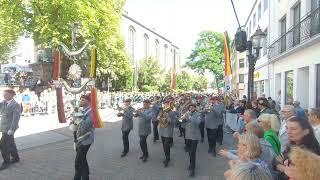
left=186, top=31, right=224, bottom=82
left=137, top=57, right=163, bottom=92
left=0, top=0, right=25, bottom=63
left=0, top=0, right=131, bottom=90
left=192, top=75, right=208, bottom=92
left=176, top=70, right=193, bottom=91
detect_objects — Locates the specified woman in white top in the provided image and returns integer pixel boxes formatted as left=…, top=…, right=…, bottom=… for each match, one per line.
left=309, top=108, right=320, bottom=143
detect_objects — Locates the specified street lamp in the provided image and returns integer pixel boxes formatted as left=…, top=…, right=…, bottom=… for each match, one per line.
left=235, top=27, right=266, bottom=104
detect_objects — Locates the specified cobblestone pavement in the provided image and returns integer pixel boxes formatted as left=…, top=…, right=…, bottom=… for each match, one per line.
left=0, top=119, right=236, bottom=180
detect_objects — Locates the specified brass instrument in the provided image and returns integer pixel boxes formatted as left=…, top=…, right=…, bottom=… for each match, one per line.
left=133, top=108, right=143, bottom=117
left=159, top=102, right=174, bottom=128
left=117, top=107, right=125, bottom=117
left=179, top=111, right=191, bottom=122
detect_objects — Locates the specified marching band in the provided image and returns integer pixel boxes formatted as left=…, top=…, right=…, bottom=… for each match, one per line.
left=117, top=94, right=226, bottom=177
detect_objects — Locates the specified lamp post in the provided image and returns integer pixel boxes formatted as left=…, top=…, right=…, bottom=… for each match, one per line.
left=235, top=27, right=266, bottom=104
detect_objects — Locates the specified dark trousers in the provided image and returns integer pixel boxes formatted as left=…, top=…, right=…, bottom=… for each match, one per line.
left=199, top=122, right=205, bottom=139
left=178, top=124, right=185, bottom=136
left=217, top=125, right=223, bottom=144
left=206, top=128, right=218, bottom=152
left=139, top=135, right=149, bottom=157
left=152, top=121, right=159, bottom=141
left=186, top=139, right=198, bottom=170
left=161, top=136, right=171, bottom=161
left=122, top=130, right=130, bottom=153
left=74, top=144, right=91, bottom=180
left=0, top=133, right=19, bottom=163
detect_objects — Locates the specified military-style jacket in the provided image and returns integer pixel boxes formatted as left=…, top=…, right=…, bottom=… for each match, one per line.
left=185, top=111, right=201, bottom=140
left=151, top=103, right=161, bottom=122
left=159, top=110, right=178, bottom=137
left=121, top=106, right=134, bottom=132
left=205, top=103, right=225, bottom=129
left=76, top=107, right=95, bottom=146
left=0, top=99, right=21, bottom=133
left=137, top=108, right=154, bottom=136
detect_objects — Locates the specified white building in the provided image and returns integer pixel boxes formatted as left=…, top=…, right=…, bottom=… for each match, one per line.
left=120, top=13, right=181, bottom=72
left=268, top=0, right=320, bottom=108
left=231, top=0, right=320, bottom=109
left=231, top=0, right=269, bottom=99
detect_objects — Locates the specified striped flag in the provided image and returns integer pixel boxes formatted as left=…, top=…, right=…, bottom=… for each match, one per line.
left=223, top=31, right=232, bottom=93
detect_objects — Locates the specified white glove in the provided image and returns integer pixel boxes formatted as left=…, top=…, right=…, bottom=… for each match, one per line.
left=73, top=143, right=77, bottom=150
left=7, top=129, right=14, bottom=135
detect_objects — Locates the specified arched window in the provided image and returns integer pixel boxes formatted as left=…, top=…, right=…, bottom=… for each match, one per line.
left=164, top=44, right=168, bottom=65
left=144, top=33, right=149, bottom=58
left=128, top=26, right=135, bottom=63
left=155, top=39, right=160, bottom=60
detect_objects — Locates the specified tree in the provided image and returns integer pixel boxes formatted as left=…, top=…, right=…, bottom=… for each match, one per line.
left=186, top=31, right=224, bottom=82
left=0, top=1, right=24, bottom=63
left=192, top=75, right=208, bottom=91
left=176, top=70, right=193, bottom=91
left=137, top=57, right=163, bottom=92
left=0, top=0, right=131, bottom=91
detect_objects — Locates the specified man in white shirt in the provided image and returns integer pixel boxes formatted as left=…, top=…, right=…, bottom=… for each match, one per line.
left=278, top=105, right=296, bottom=153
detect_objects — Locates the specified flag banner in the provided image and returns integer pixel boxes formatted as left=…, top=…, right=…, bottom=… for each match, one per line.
left=223, top=31, right=232, bottom=93
left=90, top=87, right=104, bottom=128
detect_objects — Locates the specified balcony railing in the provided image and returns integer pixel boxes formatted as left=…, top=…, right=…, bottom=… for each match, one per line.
left=268, top=7, right=320, bottom=59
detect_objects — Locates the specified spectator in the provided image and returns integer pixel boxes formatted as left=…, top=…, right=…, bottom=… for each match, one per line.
left=258, top=114, right=281, bottom=155
left=233, top=109, right=257, bottom=139
left=257, top=97, right=274, bottom=115
left=278, top=105, right=296, bottom=153
left=293, top=101, right=306, bottom=119
left=251, top=100, right=260, bottom=117
left=308, top=108, right=320, bottom=143
left=223, top=133, right=271, bottom=178
left=227, top=162, right=273, bottom=180
left=284, top=146, right=320, bottom=180
left=274, top=117, right=320, bottom=179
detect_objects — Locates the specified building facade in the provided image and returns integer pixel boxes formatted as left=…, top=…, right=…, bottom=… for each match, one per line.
left=268, top=0, right=320, bottom=109
left=120, top=14, right=181, bottom=72
left=231, top=0, right=270, bottom=99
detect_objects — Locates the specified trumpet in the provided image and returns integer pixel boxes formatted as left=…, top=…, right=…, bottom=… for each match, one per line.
left=179, top=111, right=191, bottom=122
left=133, top=108, right=143, bottom=117
left=117, top=107, right=125, bottom=117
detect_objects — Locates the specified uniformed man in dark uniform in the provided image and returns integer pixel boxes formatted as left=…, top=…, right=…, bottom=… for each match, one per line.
left=135, top=99, right=153, bottom=162
left=117, top=98, right=134, bottom=157
left=182, top=103, right=201, bottom=177
left=158, top=99, right=177, bottom=167
left=151, top=96, right=161, bottom=142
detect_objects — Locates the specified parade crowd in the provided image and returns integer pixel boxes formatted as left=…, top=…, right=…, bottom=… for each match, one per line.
left=0, top=87, right=320, bottom=180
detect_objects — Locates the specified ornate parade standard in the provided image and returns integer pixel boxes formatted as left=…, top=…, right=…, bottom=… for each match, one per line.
left=52, top=23, right=103, bottom=128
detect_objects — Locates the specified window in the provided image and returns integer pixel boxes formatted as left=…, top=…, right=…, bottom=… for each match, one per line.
left=292, top=3, right=301, bottom=46
left=164, top=44, right=168, bottom=65
left=312, top=0, right=320, bottom=10
left=249, top=21, right=252, bottom=36
left=128, top=26, right=135, bottom=63
left=280, top=16, right=287, bottom=52
left=264, top=0, right=268, bottom=12
left=258, top=3, right=261, bottom=20
left=285, top=70, right=294, bottom=104
left=155, top=39, right=160, bottom=60
left=253, top=13, right=256, bottom=29
left=263, top=29, right=268, bottom=55
left=239, top=58, right=245, bottom=68
left=144, top=33, right=149, bottom=58
left=239, top=74, right=244, bottom=83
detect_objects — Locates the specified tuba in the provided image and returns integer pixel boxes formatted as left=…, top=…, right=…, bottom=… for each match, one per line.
left=159, top=102, right=174, bottom=128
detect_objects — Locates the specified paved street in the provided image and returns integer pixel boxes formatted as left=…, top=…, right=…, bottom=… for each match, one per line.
left=0, top=110, right=236, bottom=180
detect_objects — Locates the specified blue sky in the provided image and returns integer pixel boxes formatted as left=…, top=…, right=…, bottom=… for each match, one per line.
left=124, top=0, right=255, bottom=63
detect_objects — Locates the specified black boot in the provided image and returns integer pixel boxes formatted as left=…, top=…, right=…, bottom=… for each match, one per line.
left=0, top=162, right=10, bottom=171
